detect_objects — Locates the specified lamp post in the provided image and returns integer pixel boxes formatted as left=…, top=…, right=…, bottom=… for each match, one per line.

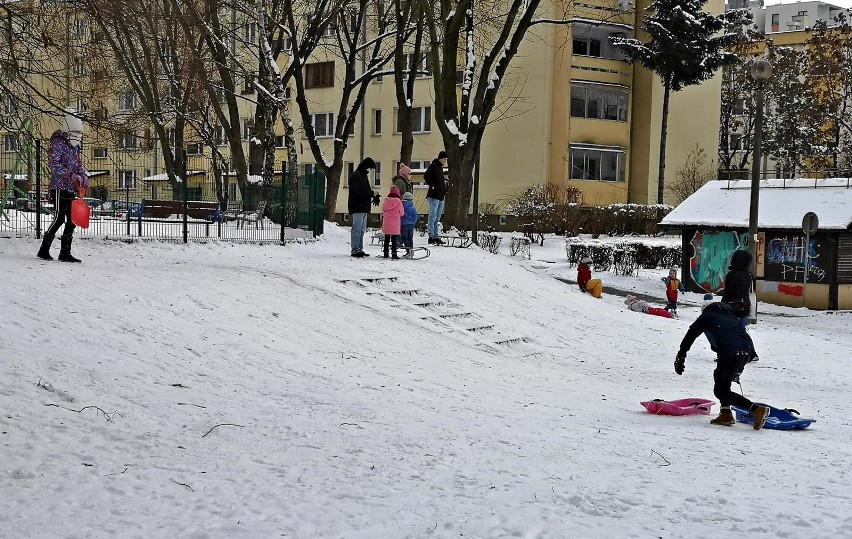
left=748, top=59, right=772, bottom=323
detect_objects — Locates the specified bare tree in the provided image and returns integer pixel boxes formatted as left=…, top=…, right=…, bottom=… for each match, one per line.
left=669, top=144, right=716, bottom=204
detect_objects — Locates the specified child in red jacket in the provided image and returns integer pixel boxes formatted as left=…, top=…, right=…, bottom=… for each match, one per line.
left=577, top=256, right=603, bottom=298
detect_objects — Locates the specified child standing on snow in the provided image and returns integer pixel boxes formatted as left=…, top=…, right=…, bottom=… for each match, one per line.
left=661, top=269, right=686, bottom=317
left=381, top=186, right=405, bottom=259
left=400, top=191, right=418, bottom=258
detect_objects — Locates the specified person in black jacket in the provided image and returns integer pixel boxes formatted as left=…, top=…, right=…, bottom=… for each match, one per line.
left=722, top=249, right=754, bottom=328
left=348, top=157, right=377, bottom=257
left=424, top=150, right=448, bottom=245
left=675, top=302, right=770, bottom=429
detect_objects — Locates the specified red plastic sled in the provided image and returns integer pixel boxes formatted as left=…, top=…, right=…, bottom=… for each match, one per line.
left=641, top=398, right=715, bottom=416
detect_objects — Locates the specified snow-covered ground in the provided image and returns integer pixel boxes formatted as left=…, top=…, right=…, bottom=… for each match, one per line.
left=1, top=226, right=850, bottom=538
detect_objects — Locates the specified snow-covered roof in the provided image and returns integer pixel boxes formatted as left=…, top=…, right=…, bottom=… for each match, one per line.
left=88, top=170, right=109, bottom=178
left=142, top=170, right=206, bottom=182
left=661, top=178, right=852, bottom=230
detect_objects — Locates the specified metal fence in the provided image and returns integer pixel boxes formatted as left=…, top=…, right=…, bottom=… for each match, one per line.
left=1, top=139, right=324, bottom=244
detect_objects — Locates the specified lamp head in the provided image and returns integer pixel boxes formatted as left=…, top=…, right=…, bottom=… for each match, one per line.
left=750, top=59, right=772, bottom=81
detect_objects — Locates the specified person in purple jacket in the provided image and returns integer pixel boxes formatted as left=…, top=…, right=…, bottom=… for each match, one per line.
left=37, top=110, right=90, bottom=263
left=400, top=191, right=418, bottom=258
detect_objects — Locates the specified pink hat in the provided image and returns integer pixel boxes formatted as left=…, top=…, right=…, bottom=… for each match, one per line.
left=389, top=186, right=400, bottom=198
left=398, top=163, right=412, bottom=179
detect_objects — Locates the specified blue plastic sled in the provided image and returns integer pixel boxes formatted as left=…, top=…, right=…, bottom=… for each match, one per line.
left=731, top=405, right=815, bottom=430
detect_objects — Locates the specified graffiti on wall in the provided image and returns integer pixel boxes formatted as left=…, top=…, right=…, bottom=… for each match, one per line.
left=689, top=230, right=744, bottom=293
left=764, top=234, right=832, bottom=284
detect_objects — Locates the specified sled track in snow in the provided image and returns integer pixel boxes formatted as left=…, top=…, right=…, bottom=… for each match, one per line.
left=336, top=275, right=533, bottom=355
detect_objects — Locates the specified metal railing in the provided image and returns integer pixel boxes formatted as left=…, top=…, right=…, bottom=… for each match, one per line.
left=1, top=142, right=325, bottom=244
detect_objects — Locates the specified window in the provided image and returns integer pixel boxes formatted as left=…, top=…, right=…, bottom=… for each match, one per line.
left=570, top=84, right=628, bottom=122
left=118, top=170, right=137, bottom=190
left=728, top=134, right=743, bottom=152
left=118, top=90, right=137, bottom=111
left=75, top=97, right=86, bottom=112
left=73, top=57, right=85, bottom=77
left=272, top=36, right=292, bottom=52
left=373, top=109, right=382, bottom=135
left=771, top=13, right=780, bottom=30
left=93, top=31, right=105, bottom=43
left=92, top=69, right=107, bottom=82
left=3, top=134, right=19, bottom=153
left=4, top=97, right=18, bottom=114
left=374, top=161, right=381, bottom=187
left=245, top=22, right=257, bottom=43
left=397, top=106, right=432, bottom=133
left=570, top=146, right=626, bottom=182
left=734, top=98, right=747, bottom=115
left=404, top=53, right=432, bottom=78
left=274, top=135, right=285, bottom=148
left=119, top=133, right=137, bottom=150
left=186, top=142, right=202, bottom=155
left=243, top=120, right=254, bottom=140
left=94, top=147, right=108, bottom=159
left=94, top=108, right=108, bottom=121
left=74, top=19, right=85, bottom=39
left=243, top=73, right=255, bottom=94
left=312, top=112, right=334, bottom=138
left=216, top=126, right=227, bottom=146
left=345, top=162, right=355, bottom=186
left=305, top=61, right=335, bottom=89
left=573, top=38, right=601, bottom=57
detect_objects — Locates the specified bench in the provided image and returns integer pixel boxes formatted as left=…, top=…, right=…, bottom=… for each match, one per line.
left=234, top=201, right=267, bottom=229
left=437, top=229, right=472, bottom=248
left=140, top=199, right=220, bottom=221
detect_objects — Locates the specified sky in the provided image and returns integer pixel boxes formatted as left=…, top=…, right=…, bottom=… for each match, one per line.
left=767, top=0, right=852, bottom=10
left=1, top=225, right=850, bottom=537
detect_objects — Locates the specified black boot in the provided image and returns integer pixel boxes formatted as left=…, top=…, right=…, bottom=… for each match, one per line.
left=58, top=235, right=81, bottom=263
left=37, top=234, right=55, bottom=260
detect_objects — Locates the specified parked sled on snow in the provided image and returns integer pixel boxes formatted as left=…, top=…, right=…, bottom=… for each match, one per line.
left=641, top=398, right=716, bottom=416
left=731, top=405, right=815, bottom=430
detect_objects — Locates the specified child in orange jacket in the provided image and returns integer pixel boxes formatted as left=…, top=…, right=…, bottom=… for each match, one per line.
left=662, top=269, right=686, bottom=317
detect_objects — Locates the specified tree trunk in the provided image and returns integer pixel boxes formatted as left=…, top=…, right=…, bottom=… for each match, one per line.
left=658, top=81, right=671, bottom=204
left=323, top=163, right=344, bottom=221
left=442, top=149, right=476, bottom=230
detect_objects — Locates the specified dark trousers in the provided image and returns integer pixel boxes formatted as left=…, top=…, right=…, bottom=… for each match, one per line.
left=45, top=189, right=76, bottom=239
left=713, top=355, right=753, bottom=410
left=400, top=225, right=414, bottom=249
left=383, top=234, right=399, bottom=256
left=664, top=299, right=678, bottom=311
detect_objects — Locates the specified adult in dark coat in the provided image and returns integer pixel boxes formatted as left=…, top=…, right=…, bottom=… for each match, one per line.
left=424, top=150, right=448, bottom=245
left=721, top=249, right=754, bottom=328
left=675, top=302, right=770, bottom=429
left=348, top=157, right=377, bottom=257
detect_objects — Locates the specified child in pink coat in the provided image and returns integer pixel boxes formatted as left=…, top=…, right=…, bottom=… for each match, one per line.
left=381, top=186, right=405, bottom=259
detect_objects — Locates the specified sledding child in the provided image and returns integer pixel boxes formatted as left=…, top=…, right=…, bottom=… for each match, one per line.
left=577, top=256, right=603, bottom=298
left=381, top=186, right=405, bottom=259
left=661, top=269, right=686, bottom=317
left=624, top=295, right=672, bottom=318
left=674, top=301, right=770, bottom=429
left=400, top=191, right=418, bottom=258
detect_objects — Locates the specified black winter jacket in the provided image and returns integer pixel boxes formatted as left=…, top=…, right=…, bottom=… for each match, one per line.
left=424, top=158, right=447, bottom=200
left=347, top=165, right=374, bottom=214
left=722, top=250, right=753, bottom=317
left=679, top=303, right=756, bottom=363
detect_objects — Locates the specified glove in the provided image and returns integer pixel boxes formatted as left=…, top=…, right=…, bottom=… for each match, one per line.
left=371, top=194, right=381, bottom=206
left=674, top=352, right=686, bottom=375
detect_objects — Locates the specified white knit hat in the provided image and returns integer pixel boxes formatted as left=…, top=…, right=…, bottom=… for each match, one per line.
left=63, top=109, right=83, bottom=133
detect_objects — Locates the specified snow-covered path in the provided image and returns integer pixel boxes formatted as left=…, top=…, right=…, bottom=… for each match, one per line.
left=1, top=228, right=850, bottom=538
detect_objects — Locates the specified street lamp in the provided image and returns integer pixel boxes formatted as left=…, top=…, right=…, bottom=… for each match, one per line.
left=748, top=58, right=772, bottom=323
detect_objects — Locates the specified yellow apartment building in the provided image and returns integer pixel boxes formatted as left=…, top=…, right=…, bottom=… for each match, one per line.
left=1, top=0, right=725, bottom=218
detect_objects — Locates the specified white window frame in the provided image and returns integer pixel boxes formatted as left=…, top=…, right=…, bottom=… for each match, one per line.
left=374, top=161, right=381, bottom=187
left=569, top=145, right=626, bottom=182
left=312, top=112, right=334, bottom=138
left=118, top=90, right=137, bottom=111
left=119, top=133, right=138, bottom=150
left=396, top=106, right=432, bottom=134
left=93, top=147, right=108, bottom=159
left=118, top=170, right=137, bottom=190
left=373, top=109, right=382, bottom=135
left=570, top=83, right=628, bottom=122
left=245, top=22, right=258, bottom=43
left=404, top=53, right=432, bottom=78
left=3, top=134, right=20, bottom=153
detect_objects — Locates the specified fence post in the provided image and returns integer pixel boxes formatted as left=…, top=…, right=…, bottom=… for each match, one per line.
left=35, top=139, right=42, bottom=239
left=278, top=159, right=290, bottom=244
left=180, top=148, right=188, bottom=244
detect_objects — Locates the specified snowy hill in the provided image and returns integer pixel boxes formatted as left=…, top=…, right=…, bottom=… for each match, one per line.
left=1, top=226, right=851, bottom=538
